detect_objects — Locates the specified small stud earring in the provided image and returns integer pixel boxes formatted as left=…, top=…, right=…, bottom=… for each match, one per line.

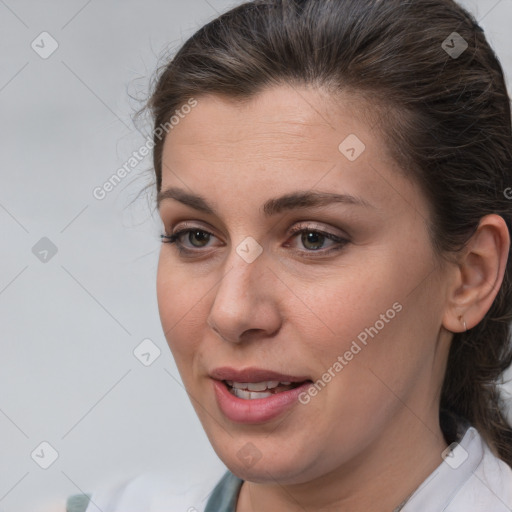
left=459, top=315, right=467, bottom=332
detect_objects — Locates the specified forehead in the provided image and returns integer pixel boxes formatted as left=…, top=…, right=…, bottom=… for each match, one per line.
left=159, top=85, right=428, bottom=222
left=163, top=86, right=373, bottom=163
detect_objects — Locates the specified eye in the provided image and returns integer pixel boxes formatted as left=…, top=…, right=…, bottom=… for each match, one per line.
left=160, top=223, right=349, bottom=257
left=161, top=227, right=215, bottom=251
left=285, top=223, right=349, bottom=255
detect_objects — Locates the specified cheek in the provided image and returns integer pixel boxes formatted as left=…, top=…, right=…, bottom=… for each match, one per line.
left=156, top=255, right=207, bottom=362
left=292, top=253, right=432, bottom=401
left=309, top=277, right=440, bottom=425
left=290, top=267, right=402, bottom=359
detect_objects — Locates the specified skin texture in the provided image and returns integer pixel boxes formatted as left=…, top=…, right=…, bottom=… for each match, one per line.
left=156, top=85, right=509, bottom=511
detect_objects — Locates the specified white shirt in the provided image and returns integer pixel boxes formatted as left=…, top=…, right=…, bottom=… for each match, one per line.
left=83, top=426, right=512, bottom=511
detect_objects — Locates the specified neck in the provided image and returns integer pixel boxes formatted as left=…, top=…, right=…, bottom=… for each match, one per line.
left=236, top=406, right=448, bottom=512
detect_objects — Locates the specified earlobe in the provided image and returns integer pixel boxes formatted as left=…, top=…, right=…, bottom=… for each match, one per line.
left=458, top=315, right=467, bottom=332
left=442, top=214, right=510, bottom=334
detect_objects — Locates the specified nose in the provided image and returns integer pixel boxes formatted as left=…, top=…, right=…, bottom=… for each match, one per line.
left=206, top=246, right=282, bottom=344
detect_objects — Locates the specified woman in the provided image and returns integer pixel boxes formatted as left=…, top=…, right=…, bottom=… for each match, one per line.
left=67, top=0, right=512, bottom=510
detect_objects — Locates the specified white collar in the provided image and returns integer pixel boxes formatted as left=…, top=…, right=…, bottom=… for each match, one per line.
left=87, top=425, right=512, bottom=511
left=401, top=426, right=512, bottom=511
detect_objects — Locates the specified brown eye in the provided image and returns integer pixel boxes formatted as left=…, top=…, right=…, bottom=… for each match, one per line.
left=300, top=231, right=327, bottom=251
left=286, top=224, right=350, bottom=256
left=161, top=227, right=216, bottom=253
left=186, top=230, right=211, bottom=247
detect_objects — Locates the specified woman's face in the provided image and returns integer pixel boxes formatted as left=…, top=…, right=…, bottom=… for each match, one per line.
left=156, top=85, right=452, bottom=484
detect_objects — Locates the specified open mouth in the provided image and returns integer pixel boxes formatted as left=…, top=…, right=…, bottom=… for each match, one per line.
left=224, top=380, right=309, bottom=399
left=212, top=375, right=315, bottom=422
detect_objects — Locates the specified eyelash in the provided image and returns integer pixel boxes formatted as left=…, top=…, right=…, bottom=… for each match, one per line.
left=160, top=224, right=349, bottom=258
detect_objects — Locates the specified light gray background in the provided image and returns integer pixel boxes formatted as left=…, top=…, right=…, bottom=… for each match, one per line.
left=1, top=1, right=512, bottom=510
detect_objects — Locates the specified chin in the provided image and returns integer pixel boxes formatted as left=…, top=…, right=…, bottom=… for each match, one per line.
left=211, top=439, right=317, bottom=484
left=229, top=461, right=304, bottom=484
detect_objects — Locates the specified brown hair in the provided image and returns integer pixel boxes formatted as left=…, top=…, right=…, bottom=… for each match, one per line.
left=145, top=0, right=512, bottom=464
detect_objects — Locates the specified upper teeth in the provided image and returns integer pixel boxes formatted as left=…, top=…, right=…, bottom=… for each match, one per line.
left=226, top=381, right=292, bottom=391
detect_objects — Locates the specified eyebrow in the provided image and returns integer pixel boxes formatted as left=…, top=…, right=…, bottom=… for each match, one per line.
left=156, top=187, right=373, bottom=216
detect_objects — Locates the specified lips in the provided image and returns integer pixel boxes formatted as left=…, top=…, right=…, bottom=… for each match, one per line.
left=210, top=367, right=313, bottom=423
left=210, top=366, right=311, bottom=383
left=225, top=380, right=303, bottom=399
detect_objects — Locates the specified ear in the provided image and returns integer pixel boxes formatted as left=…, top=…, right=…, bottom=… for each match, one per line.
left=442, top=214, right=510, bottom=333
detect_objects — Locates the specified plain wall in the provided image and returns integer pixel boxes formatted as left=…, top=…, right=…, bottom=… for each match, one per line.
left=1, top=1, right=511, bottom=510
